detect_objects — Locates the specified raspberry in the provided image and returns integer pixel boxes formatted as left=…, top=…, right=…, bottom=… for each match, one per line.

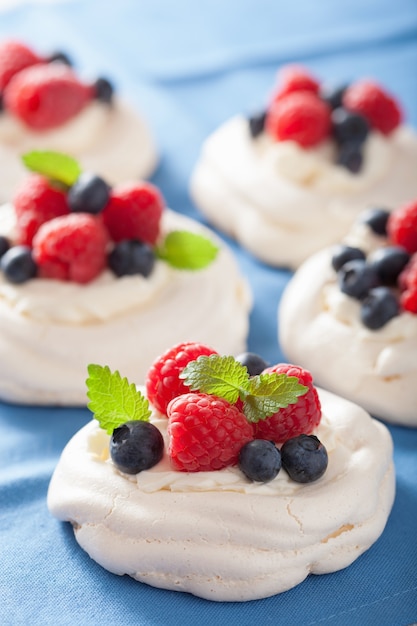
left=102, top=182, right=164, bottom=245
left=272, top=65, right=320, bottom=102
left=387, top=201, right=417, bottom=255
left=32, top=213, right=109, bottom=283
left=145, top=342, right=218, bottom=415
left=14, top=175, right=69, bottom=246
left=254, top=364, right=321, bottom=443
left=266, top=91, right=331, bottom=148
left=398, top=253, right=417, bottom=291
left=167, top=393, right=254, bottom=472
left=343, top=80, right=402, bottom=135
left=4, top=63, right=93, bottom=130
left=400, top=288, right=417, bottom=314
left=0, top=40, right=42, bottom=91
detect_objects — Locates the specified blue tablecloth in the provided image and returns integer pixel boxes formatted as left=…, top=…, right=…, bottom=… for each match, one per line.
left=0, top=2, right=416, bottom=624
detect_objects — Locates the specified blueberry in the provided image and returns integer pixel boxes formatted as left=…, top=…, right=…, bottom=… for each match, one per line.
left=337, top=259, right=379, bottom=299
left=360, top=287, right=400, bottom=330
left=0, top=246, right=37, bottom=283
left=336, top=141, right=363, bottom=173
left=238, top=439, right=282, bottom=483
left=68, top=172, right=111, bottom=214
left=235, top=352, right=269, bottom=376
left=93, top=77, right=114, bottom=104
left=281, top=434, right=328, bottom=483
left=359, top=207, right=390, bottom=236
left=248, top=110, right=267, bottom=138
left=0, top=235, right=10, bottom=258
left=46, top=50, right=72, bottom=66
left=369, top=246, right=410, bottom=285
left=319, top=83, right=349, bottom=110
left=109, top=240, right=155, bottom=277
left=110, top=421, right=164, bottom=474
left=332, top=107, right=369, bottom=145
left=331, top=244, right=366, bottom=272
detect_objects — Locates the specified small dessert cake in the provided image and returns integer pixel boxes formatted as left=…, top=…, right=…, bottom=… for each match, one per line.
left=190, top=65, right=417, bottom=268
left=0, top=40, right=157, bottom=201
left=279, top=201, right=417, bottom=426
left=0, top=153, right=251, bottom=405
left=47, top=344, right=395, bottom=602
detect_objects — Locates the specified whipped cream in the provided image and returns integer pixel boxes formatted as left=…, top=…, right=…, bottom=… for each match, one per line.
left=47, top=388, right=395, bottom=602
left=0, top=97, right=157, bottom=202
left=279, top=245, right=417, bottom=425
left=0, top=209, right=251, bottom=405
left=190, top=115, right=417, bottom=268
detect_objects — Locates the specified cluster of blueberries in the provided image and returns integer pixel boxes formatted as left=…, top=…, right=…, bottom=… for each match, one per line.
left=248, top=83, right=370, bottom=173
left=332, top=207, right=409, bottom=329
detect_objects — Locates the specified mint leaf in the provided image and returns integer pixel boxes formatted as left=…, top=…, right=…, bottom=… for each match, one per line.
left=86, top=364, right=151, bottom=434
left=156, top=231, right=219, bottom=270
left=243, top=373, right=308, bottom=423
left=180, top=354, right=250, bottom=403
left=22, top=151, right=82, bottom=186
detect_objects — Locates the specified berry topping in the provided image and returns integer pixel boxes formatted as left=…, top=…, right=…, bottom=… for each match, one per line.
left=167, top=392, right=254, bottom=472
left=145, top=342, right=218, bottom=415
left=14, top=174, right=69, bottom=246
left=0, top=40, right=42, bottom=91
left=359, top=207, right=390, bottom=236
left=387, top=200, right=417, bottom=254
left=369, top=246, right=410, bottom=286
left=266, top=91, right=331, bottom=148
left=67, top=172, right=111, bottom=214
left=331, top=107, right=369, bottom=146
left=46, top=51, right=72, bottom=66
left=360, top=287, right=400, bottom=330
left=248, top=110, right=267, bottom=138
left=0, top=235, right=10, bottom=258
left=0, top=245, right=37, bottom=283
left=108, top=239, right=155, bottom=278
left=235, top=352, right=269, bottom=377
left=93, top=77, right=114, bottom=104
left=335, top=141, right=363, bottom=173
left=400, top=288, right=417, bottom=314
left=253, top=364, right=321, bottom=444
left=337, top=259, right=379, bottom=299
left=319, top=83, right=348, bottom=110
left=343, top=80, right=402, bottom=135
left=3, top=63, right=93, bottom=130
left=102, top=182, right=164, bottom=245
left=331, top=244, right=366, bottom=272
left=272, top=65, right=320, bottom=101
left=280, top=434, right=328, bottom=483
left=32, top=213, right=108, bottom=283
left=110, top=421, right=164, bottom=475
left=398, top=253, right=417, bottom=292
left=238, top=439, right=281, bottom=483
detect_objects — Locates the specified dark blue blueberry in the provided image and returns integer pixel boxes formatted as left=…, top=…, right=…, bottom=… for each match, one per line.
left=238, top=439, right=282, bottom=483
left=109, top=239, right=155, bottom=277
left=337, top=259, right=379, bottom=299
left=336, top=141, right=363, bottom=173
left=235, top=352, right=269, bottom=376
left=0, top=246, right=37, bottom=283
left=360, top=287, right=400, bottom=330
left=110, top=421, right=164, bottom=474
left=359, top=207, right=390, bottom=236
left=47, top=50, right=72, bottom=66
left=0, top=235, right=10, bottom=258
left=248, top=110, right=267, bottom=138
left=319, top=83, right=349, bottom=110
left=281, top=434, right=328, bottom=483
left=68, top=172, right=111, bottom=214
left=332, top=107, right=369, bottom=145
left=93, top=77, right=114, bottom=104
left=369, top=246, right=410, bottom=285
left=331, top=244, right=366, bottom=272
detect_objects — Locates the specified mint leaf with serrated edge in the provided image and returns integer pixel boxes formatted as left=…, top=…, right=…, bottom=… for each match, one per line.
left=22, top=150, right=82, bottom=186
left=181, top=355, right=250, bottom=403
left=156, top=230, right=219, bottom=270
left=180, top=355, right=308, bottom=422
left=86, top=364, right=151, bottom=434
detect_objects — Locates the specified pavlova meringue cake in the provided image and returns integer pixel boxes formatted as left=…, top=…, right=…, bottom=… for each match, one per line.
left=0, top=40, right=157, bottom=201
left=48, top=345, right=395, bottom=602
left=279, top=201, right=417, bottom=426
left=190, top=65, right=417, bottom=268
left=0, top=153, right=250, bottom=405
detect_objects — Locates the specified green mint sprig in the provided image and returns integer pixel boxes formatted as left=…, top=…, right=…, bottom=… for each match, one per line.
left=180, top=355, right=308, bottom=423
left=155, top=230, right=219, bottom=270
left=86, top=364, right=151, bottom=434
left=22, top=150, right=82, bottom=187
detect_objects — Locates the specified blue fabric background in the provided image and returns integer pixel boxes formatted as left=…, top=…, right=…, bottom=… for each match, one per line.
left=0, top=1, right=416, bottom=624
